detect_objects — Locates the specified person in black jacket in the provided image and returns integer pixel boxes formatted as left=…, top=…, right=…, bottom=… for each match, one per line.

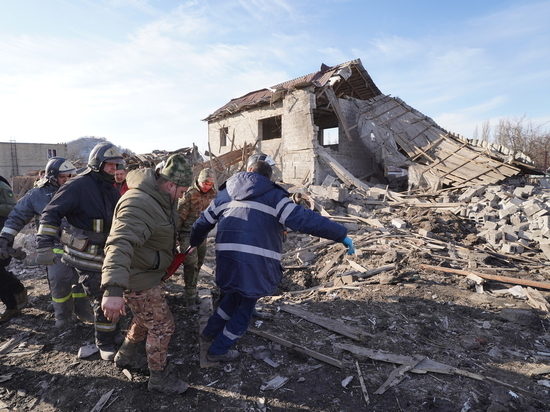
left=0, top=175, right=27, bottom=324
left=37, top=142, right=124, bottom=360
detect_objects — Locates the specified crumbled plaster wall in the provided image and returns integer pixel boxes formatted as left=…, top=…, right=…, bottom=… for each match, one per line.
left=206, top=90, right=375, bottom=186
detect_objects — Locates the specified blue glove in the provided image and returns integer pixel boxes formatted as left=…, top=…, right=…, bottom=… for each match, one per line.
left=342, top=237, right=355, bottom=255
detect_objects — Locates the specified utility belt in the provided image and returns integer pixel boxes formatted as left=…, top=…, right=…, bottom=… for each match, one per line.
left=60, top=224, right=108, bottom=252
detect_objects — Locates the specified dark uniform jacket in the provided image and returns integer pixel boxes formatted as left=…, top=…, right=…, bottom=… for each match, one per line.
left=37, top=170, right=120, bottom=271
left=189, top=171, right=347, bottom=299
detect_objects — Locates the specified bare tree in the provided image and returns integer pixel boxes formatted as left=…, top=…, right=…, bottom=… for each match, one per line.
left=494, top=116, right=550, bottom=170
left=481, top=119, right=491, bottom=142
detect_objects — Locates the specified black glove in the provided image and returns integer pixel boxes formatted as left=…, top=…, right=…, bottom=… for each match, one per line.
left=0, top=237, right=9, bottom=260
left=36, top=247, right=57, bottom=266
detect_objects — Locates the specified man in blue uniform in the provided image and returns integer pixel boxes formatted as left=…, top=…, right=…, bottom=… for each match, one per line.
left=189, top=155, right=355, bottom=362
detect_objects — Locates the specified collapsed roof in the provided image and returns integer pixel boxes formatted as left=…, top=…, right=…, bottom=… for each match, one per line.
left=204, top=59, right=542, bottom=189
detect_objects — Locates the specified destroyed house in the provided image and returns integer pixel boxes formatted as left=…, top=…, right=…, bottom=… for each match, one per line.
left=204, top=59, right=541, bottom=189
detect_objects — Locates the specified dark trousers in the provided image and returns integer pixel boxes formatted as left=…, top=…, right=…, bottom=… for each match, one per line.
left=76, top=268, right=120, bottom=349
left=0, top=256, right=24, bottom=310
left=203, top=292, right=257, bottom=355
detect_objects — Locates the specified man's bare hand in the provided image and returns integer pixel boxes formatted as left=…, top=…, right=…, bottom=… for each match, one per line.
left=101, top=296, right=126, bottom=323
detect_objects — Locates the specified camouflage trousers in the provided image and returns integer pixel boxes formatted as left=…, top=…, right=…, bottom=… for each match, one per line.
left=178, top=235, right=207, bottom=300
left=124, top=283, right=175, bottom=371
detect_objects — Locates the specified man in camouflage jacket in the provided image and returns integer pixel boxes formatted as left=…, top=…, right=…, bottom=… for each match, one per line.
left=176, top=168, right=216, bottom=312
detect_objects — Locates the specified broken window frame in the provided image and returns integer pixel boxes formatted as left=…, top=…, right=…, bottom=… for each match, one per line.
left=259, top=115, right=282, bottom=141
left=219, top=127, right=228, bottom=147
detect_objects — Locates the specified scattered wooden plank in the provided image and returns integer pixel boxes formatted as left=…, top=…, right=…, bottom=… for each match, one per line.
left=249, top=328, right=343, bottom=368
left=90, top=389, right=114, bottom=412
left=420, top=264, right=550, bottom=290
left=357, top=264, right=396, bottom=279
left=525, top=287, right=550, bottom=311
left=282, top=239, right=334, bottom=258
left=0, top=335, right=26, bottom=356
left=335, top=343, right=537, bottom=397
left=280, top=304, right=374, bottom=340
left=374, top=356, right=425, bottom=395
left=356, top=360, right=370, bottom=405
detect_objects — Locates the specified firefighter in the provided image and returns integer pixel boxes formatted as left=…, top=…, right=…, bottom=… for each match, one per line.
left=0, top=157, right=94, bottom=327
left=36, top=142, right=124, bottom=360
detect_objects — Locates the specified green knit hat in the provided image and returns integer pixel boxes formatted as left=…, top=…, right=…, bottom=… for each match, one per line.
left=160, top=154, right=192, bottom=186
left=198, top=168, right=214, bottom=183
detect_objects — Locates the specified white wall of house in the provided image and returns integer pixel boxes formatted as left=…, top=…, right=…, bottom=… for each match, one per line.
left=206, top=88, right=375, bottom=186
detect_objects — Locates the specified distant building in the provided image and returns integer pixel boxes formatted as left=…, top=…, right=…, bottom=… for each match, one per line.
left=0, top=141, right=68, bottom=180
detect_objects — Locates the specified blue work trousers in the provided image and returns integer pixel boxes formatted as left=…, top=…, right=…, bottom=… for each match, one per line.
left=203, top=292, right=257, bottom=355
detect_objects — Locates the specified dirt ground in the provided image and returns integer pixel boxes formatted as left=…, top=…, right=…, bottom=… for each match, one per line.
left=1, top=205, right=550, bottom=412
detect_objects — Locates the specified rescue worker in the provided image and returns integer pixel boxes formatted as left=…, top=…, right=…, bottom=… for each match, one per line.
left=113, top=167, right=129, bottom=195
left=0, top=157, right=93, bottom=327
left=36, top=142, right=124, bottom=360
left=0, top=175, right=27, bottom=323
left=177, top=168, right=216, bottom=312
left=189, top=156, right=355, bottom=362
left=100, top=154, right=192, bottom=395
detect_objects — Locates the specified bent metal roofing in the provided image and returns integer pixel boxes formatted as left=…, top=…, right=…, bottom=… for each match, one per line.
left=203, top=59, right=381, bottom=122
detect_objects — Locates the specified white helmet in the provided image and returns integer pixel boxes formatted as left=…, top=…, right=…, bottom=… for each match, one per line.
left=247, top=153, right=276, bottom=169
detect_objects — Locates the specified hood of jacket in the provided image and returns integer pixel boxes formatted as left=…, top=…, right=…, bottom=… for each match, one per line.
left=225, top=172, right=286, bottom=201
left=126, top=168, right=173, bottom=209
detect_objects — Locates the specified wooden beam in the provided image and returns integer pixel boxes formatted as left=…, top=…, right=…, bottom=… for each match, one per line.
left=249, top=328, right=343, bottom=368
left=420, top=264, right=550, bottom=290
left=324, top=87, right=353, bottom=141
left=280, top=304, right=374, bottom=341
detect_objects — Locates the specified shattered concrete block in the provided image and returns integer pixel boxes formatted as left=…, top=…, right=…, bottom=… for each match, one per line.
left=327, top=186, right=348, bottom=202
left=483, top=221, right=499, bottom=231
left=513, top=187, right=526, bottom=198
left=418, top=228, right=433, bottom=238
left=503, top=231, right=518, bottom=242
left=518, top=230, right=532, bottom=240
left=297, top=251, right=316, bottom=265
left=539, top=243, right=550, bottom=260
left=458, top=187, right=485, bottom=202
left=499, top=205, right=518, bottom=219
left=533, top=209, right=549, bottom=218
left=510, top=214, right=522, bottom=226
left=347, top=204, right=362, bottom=216
left=539, top=179, right=550, bottom=189
left=321, top=175, right=338, bottom=187
left=391, top=218, right=407, bottom=229
left=501, top=243, right=516, bottom=254
left=486, top=230, right=503, bottom=246
left=524, top=185, right=535, bottom=196
left=308, top=185, right=328, bottom=197
left=525, top=203, right=543, bottom=217
left=540, top=216, right=550, bottom=229
left=541, top=227, right=550, bottom=238
left=508, top=197, right=524, bottom=206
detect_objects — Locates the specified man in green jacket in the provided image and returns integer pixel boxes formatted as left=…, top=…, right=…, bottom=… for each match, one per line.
left=100, top=154, right=192, bottom=395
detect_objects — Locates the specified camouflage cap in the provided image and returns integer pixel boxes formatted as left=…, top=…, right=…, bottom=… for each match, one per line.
left=198, top=168, right=214, bottom=183
left=160, top=154, right=192, bottom=186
